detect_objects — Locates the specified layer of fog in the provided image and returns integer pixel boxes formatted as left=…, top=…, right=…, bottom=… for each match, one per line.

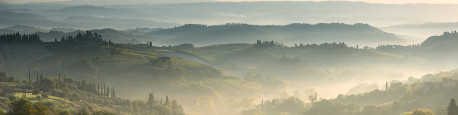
left=2, top=1, right=458, bottom=29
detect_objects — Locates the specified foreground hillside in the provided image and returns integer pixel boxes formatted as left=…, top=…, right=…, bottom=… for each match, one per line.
left=241, top=69, right=458, bottom=115
left=0, top=71, right=185, bottom=115
left=0, top=32, right=289, bottom=115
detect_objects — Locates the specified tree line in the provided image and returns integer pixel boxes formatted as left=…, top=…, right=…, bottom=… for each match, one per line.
left=0, top=33, right=42, bottom=43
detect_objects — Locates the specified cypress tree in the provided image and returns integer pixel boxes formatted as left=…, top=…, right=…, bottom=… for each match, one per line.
left=97, top=82, right=99, bottom=95
left=103, top=84, right=105, bottom=96
left=448, top=99, right=458, bottom=115
left=106, top=87, right=110, bottom=97
left=165, top=95, right=169, bottom=105
left=28, top=68, right=30, bottom=83
left=58, top=74, right=61, bottom=89
left=40, top=73, right=43, bottom=81
left=112, top=86, right=115, bottom=97
left=386, top=82, right=388, bottom=90
left=148, top=93, right=154, bottom=105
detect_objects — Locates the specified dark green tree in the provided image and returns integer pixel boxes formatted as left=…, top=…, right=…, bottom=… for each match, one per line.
left=148, top=93, right=154, bottom=106
left=107, top=87, right=110, bottom=97
left=93, top=110, right=115, bottom=115
left=34, top=102, right=49, bottom=115
left=69, top=93, right=81, bottom=101
left=111, top=86, right=115, bottom=97
left=59, top=110, right=71, bottom=115
left=32, top=89, right=40, bottom=95
left=448, top=99, right=458, bottom=115
left=0, top=71, right=7, bottom=82
left=170, top=100, right=185, bottom=115
left=10, top=98, right=36, bottom=115
left=39, top=78, right=54, bottom=92
left=77, top=107, right=90, bottom=115
left=165, top=95, right=169, bottom=105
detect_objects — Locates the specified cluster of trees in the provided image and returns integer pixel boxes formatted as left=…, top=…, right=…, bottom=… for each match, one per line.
left=52, top=31, right=114, bottom=47
left=253, top=40, right=349, bottom=49
left=2, top=98, right=115, bottom=115
left=375, top=44, right=420, bottom=51
left=0, top=33, right=42, bottom=43
left=0, top=32, right=117, bottom=49
left=7, top=98, right=50, bottom=115
left=293, top=42, right=348, bottom=49
left=56, top=31, right=100, bottom=43
left=146, top=41, right=153, bottom=47
left=254, top=40, right=283, bottom=48
left=32, top=73, right=116, bottom=99
left=0, top=71, right=15, bottom=82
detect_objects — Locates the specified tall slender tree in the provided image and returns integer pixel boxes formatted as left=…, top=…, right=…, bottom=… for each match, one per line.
left=103, top=83, right=105, bottom=96
left=165, top=95, right=169, bottom=105
left=28, top=68, right=31, bottom=83
left=106, top=87, right=110, bottom=97
left=58, top=74, right=61, bottom=89
left=97, top=82, right=100, bottom=95
left=386, top=82, right=388, bottom=90
left=40, top=73, right=43, bottom=81
left=36, top=72, right=38, bottom=82
left=111, top=86, right=115, bottom=97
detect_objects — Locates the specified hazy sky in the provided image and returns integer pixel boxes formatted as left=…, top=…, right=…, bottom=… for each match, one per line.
left=2, top=0, right=458, bottom=4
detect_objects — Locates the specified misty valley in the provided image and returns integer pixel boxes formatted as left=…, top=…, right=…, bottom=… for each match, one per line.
left=1, top=1, right=458, bottom=115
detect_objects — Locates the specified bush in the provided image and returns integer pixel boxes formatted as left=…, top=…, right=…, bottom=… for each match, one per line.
left=32, top=89, right=40, bottom=95
left=41, top=94, right=49, bottom=98
left=8, top=95, right=16, bottom=101
left=59, top=110, right=71, bottom=115
left=404, top=109, right=434, bottom=115
left=69, top=93, right=81, bottom=102
left=93, top=110, right=115, bottom=115
left=0, top=109, right=6, bottom=115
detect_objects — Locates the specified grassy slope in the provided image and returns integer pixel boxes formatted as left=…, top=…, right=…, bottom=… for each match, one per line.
left=2, top=44, right=286, bottom=115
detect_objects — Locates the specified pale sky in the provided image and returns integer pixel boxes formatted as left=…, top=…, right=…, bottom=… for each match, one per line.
left=2, top=0, right=458, bottom=4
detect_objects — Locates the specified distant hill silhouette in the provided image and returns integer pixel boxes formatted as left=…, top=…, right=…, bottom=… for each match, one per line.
left=382, top=22, right=458, bottom=40
left=0, top=11, right=70, bottom=27
left=0, top=25, right=47, bottom=34
left=421, top=31, right=458, bottom=51
left=147, top=23, right=402, bottom=46
left=63, top=15, right=180, bottom=29
left=36, top=28, right=141, bottom=43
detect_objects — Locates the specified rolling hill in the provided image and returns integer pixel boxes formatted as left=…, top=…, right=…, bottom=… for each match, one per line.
left=146, top=23, right=403, bottom=46
left=0, top=11, right=70, bottom=28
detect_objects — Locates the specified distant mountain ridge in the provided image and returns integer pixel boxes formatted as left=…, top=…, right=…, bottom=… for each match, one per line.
left=0, top=25, right=47, bottom=34
left=147, top=23, right=402, bottom=46
left=0, top=10, right=181, bottom=29
left=0, top=11, right=70, bottom=28
left=381, top=22, right=458, bottom=40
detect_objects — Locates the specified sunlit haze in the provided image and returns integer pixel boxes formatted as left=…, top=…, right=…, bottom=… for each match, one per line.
left=1, top=0, right=458, bottom=115
left=2, top=0, right=458, bottom=4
